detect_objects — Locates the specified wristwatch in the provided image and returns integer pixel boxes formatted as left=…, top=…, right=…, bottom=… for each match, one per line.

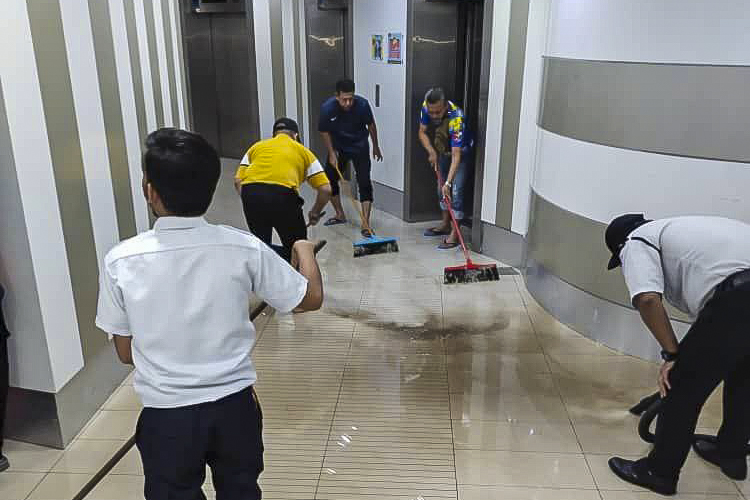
left=660, top=350, right=679, bottom=362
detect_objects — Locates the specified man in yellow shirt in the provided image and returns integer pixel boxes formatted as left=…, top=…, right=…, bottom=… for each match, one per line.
left=235, top=118, right=331, bottom=261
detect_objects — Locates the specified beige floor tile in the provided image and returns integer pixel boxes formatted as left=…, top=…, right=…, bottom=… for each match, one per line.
left=547, top=354, right=659, bottom=390
left=573, top=421, right=654, bottom=455
left=103, top=385, right=142, bottom=411
left=2, top=439, right=65, bottom=473
left=586, top=453, right=739, bottom=494
left=455, top=450, right=595, bottom=488
left=735, top=477, right=750, bottom=498
left=453, top=420, right=581, bottom=453
left=600, top=490, right=743, bottom=500
left=53, top=439, right=127, bottom=473
left=0, top=472, right=45, bottom=500
left=447, top=352, right=550, bottom=374
left=451, top=392, right=570, bottom=422
left=27, top=472, right=92, bottom=500
left=110, top=447, right=144, bottom=475
left=80, top=410, right=139, bottom=440
left=88, top=474, right=145, bottom=500
left=460, top=485, right=601, bottom=500
left=449, top=370, right=560, bottom=397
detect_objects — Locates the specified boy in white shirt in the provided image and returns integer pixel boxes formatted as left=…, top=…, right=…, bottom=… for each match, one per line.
left=96, top=128, right=323, bottom=500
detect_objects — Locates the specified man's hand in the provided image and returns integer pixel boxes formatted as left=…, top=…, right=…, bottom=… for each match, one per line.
left=307, top=210, right=325, bottom=227
left=373, top=145, right=383, bottom=162
left=658, top=361, right=675, bottom=397
left=428, top=149, right=438, bottom=171
left=328, top=153, right=339, bottom=175
left=441, top=182, right=452, bottom=202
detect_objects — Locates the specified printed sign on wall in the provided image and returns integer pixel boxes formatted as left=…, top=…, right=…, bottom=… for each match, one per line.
left=371, top=34, right=384, bottom=62
left=388, top=33, right=403, bottom=65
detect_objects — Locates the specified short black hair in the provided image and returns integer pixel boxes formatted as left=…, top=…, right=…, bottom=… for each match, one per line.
left=336, top=79, right=355, bottom=94
left=143, top=128, right=220, bottom=217
left=425, top=87, right=446, bottom=105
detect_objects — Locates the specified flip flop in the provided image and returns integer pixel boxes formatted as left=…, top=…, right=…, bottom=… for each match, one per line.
left=324, top=217, right=346, bottom=226
left=438, top=239, right=459, bottom=250
left=361, top=228, right=375, bottom=238
left=423, top=227, right=451, bottom=237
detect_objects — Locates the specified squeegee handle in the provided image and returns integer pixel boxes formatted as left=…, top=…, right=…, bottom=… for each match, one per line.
left=436, top=168, right=472, bottom=265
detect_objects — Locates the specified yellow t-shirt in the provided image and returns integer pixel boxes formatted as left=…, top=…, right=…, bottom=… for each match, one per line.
left=235, top=134, right=329, bottom=190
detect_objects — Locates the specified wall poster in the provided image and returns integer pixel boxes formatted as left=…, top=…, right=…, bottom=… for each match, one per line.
left=371, top=34, right=384, bottom=62
left=387, top=32, right=403, bottom=64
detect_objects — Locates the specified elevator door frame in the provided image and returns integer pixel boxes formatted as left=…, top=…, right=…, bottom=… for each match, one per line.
left=403, top=0, right=492, bottom=250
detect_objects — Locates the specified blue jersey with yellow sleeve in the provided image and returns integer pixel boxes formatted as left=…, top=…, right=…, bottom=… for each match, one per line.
left=419, top=100, right=472, bottom=154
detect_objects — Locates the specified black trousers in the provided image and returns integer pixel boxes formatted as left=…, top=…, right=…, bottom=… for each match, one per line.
left=648, top=282, right=750, bottom=479
left=136, top=386, right=264, bottom=500
left=324, top=149, right=373, bottom=202
left=0, top=336, right=7, bottom=454
left=240, top=183, right=307, bottom=262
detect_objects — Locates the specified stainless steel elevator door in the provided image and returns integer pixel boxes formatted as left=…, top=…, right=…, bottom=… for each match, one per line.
left=212, top=14, right=257, bottom=158
left=304, top=0, right=347, bottom=161
left=406, top=0, right=460, bottom=221
left=180, top=1, right=259, bottom=159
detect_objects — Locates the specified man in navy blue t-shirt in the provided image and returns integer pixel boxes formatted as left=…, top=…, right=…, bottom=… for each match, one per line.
left=318, top=79, right=383, bottom=238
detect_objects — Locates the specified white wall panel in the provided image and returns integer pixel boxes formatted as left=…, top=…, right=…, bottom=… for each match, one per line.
left=547, top=0, right=750, bottom=64
left=533, top=131, right=750, bottom=224
left=352, top=0, right=407, bottom=191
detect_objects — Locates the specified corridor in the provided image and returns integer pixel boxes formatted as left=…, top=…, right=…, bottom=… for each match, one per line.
left=2, top=170, right=740, bottom=499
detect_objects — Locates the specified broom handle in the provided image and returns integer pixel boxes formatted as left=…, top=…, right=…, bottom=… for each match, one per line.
left=436, top=167, right=472, bottom=265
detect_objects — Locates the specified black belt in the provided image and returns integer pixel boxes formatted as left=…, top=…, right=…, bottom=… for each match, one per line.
left=716, top=269, right=750, bottom=294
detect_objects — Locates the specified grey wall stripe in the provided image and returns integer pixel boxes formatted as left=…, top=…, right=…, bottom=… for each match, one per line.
left=27, top=0, right=105, bottom=361
left=124, top=0, right=149, bottom=139
left=173, top=0, right=192, bottom=129
left=494, top=0, right=530, bottom=229
left=293, top=0, right=305, bottom=139
left=143, top=0, right=166, bottom=127
left=526, top=190, right=689, bottom=321
left=539, top=57, right=750, bottom=164
left=269, top=0, right=286, bottom=120
left=160, top=0, right=181, bottom=126
left=87, top=0, right=138, bottom=241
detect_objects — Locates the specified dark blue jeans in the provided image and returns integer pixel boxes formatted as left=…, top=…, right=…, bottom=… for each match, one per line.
left=438, top=154, right=471, bottom=220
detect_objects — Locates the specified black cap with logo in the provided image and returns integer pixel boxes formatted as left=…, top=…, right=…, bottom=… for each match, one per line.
left=605, top=214, right=649, bottom=270
left=273, top=117, right=300, bottom=136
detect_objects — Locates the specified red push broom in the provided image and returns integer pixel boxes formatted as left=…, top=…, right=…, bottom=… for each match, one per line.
left=436, top=168, right=499, bottom=284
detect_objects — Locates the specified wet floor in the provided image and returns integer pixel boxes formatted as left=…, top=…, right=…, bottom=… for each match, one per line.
left=1, top=161, right=742, bottom=500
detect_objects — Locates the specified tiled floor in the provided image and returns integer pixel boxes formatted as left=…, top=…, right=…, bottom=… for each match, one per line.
left=3, top=167, right=747, bottom=499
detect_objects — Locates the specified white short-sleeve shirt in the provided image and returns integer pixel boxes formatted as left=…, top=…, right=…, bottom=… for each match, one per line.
left=96, top=217, right=308, bottom=408
left=620, top=216, right=750, bottom=320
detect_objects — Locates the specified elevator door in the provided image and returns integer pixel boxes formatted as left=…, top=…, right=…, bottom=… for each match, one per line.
left=405, top=0, right=485, bottom=225
left=181, top=2, right=260, bottom=158
left=304, top=0, right=349, bottom=161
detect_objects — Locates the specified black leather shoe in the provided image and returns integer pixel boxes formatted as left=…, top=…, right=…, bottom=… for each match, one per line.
left=0, top=455, right=9, bottom=472
left=693, top=434, right=747, bottom=481
left=608, top=457, right=677, bottom=496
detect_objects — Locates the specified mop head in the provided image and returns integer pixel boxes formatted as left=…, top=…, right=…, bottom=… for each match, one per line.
left=444, top=262, right=500, bottom=284
left=353, top=236, right=399, bottom=257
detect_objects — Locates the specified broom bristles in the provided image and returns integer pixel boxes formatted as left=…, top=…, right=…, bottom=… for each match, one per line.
left=444, top=264, right=500, bottom=284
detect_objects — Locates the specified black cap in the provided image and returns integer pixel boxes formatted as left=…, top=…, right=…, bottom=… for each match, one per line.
left=605, top=214, right=648, bottom=270
left=272, top=117, right=299, bottom=135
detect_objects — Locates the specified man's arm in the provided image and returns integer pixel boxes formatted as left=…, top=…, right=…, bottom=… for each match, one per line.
left=320, top=132, right=338, bottom=169
left=113, top=335, right=133, bottom=365
left=291, top=240, right=323, bottom=311
left=418, top=124, right=437, bottom=169
left=441, top=147, right=462, bottom=200
left=633, top=292, right=679, bottom=353
left=308, top=183, right=332, bottom=226
left=367, top=121, right=383, bottom=161
left=634, top=292, right=679, bottom=396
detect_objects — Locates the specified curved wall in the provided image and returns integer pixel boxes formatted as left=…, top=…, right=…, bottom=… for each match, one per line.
left=524, top=0, right=750, bottom=360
